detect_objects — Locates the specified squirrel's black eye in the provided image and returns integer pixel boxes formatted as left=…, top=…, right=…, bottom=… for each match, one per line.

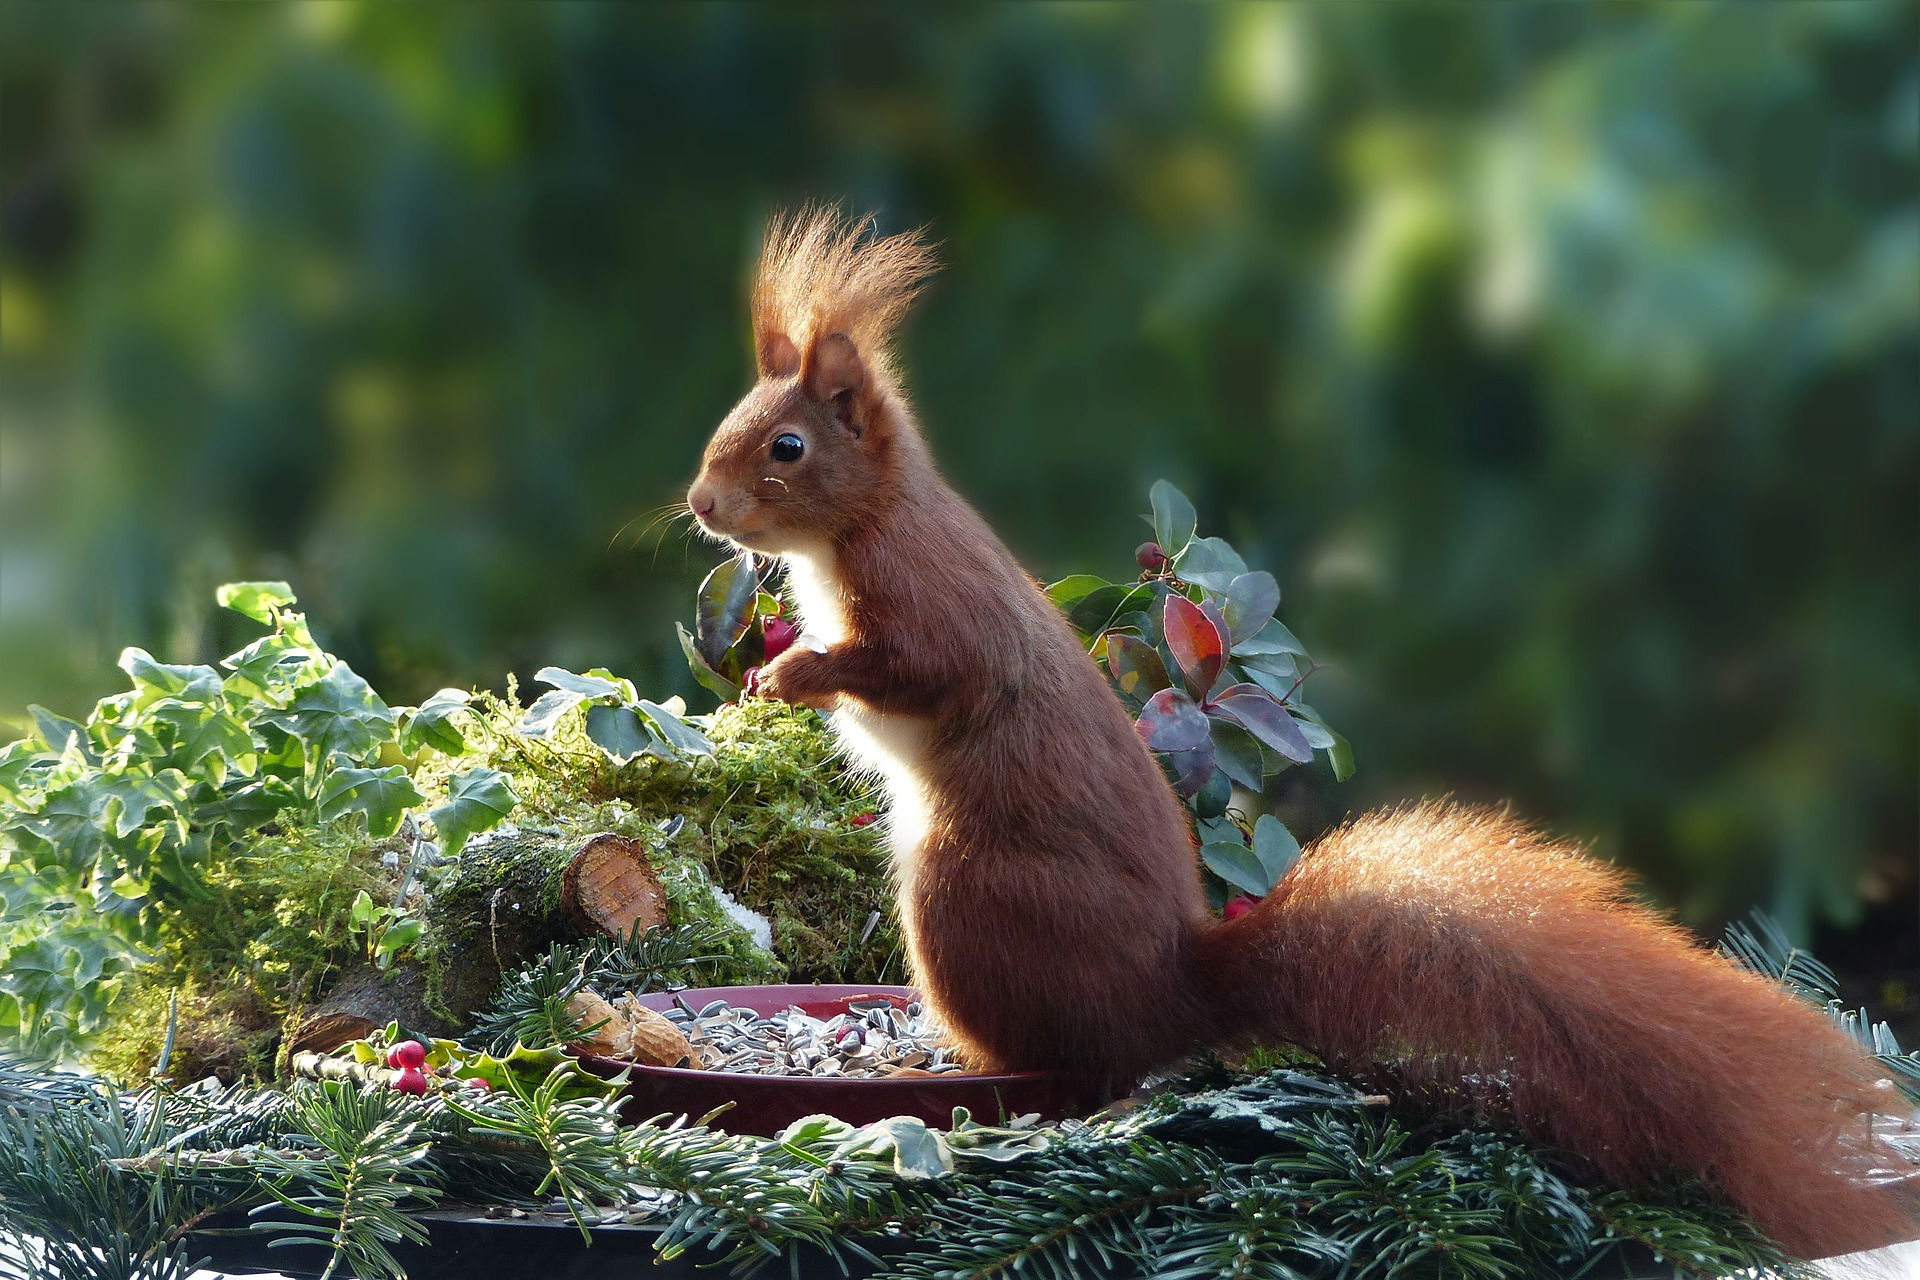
left=770, top=433, right=805, bottom=463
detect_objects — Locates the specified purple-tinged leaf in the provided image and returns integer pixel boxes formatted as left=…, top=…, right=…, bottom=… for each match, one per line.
left=1137, top=688, right=1210, bottom=753
left=1210, top=683, right=1315, bottom=763
left=1104, top=634, right=1172, bottom=704
left=1164, top=739, right=1216, bottom=797
left=1223, top=572, right=1280, bottom=645
left=1163, top=596, right=1227, bottom=698
left=696, top=555, right=760, bottom=668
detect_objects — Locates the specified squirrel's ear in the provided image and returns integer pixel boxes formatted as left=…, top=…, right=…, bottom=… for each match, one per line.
left=804, top=332, right=868, bottom=437
left=757, top=330, right=801, bottom=379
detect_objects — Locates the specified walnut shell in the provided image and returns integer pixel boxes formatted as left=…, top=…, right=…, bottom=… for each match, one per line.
left=566, top=990, right=694, bottom=1068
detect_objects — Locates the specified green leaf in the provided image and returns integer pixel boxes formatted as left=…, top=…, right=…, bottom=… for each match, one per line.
left=150, top=700, right=259, bottom=779
left=1066, top=583, right=1154, bottom=639
left=27, top=706, right=90, bottom=759
left=1234, top=618, right=1310, bottom=658
left=584, top=704, right=652, bottom=762
left=533, top=666, right=626, bottom=700
left=1208, top=719, right=1265, bottom=791
left=1326, top=729, right=1356, bottom=782
left=696, top=555, right=761, bottom=668
left=1044, top=574, right=1114, bottom=612
left=260, top=664, right=396, bottom=764
left=399, top=688, right=473, bottom=756
left=429, top=767, right=517, bottom=861
left=376, top=918, right=424, bottom=958
left=221, top=630, right=323, bottom=701
left=117, top=648, right=223, bottom=707
left=1252, top=815, right=1303, bottom=885
left=317, top=765, right=425, bottom=837
left=676, top=622, right=742, bottom=701
left=637, top=699, right=714, bottom=757
left=518, top=689, right=585, bottom=737
left=1202, top=841, right=1272, bottom=897
left=215, top=580, right=296, bottom=624
left=1222, top=572, right=1281, bottom=645
left=1192, top=766, right=1232, bottom=819
left=1173, top=536, right=1248, bottom=593
left=96, top=768, right=191, bottom=839
left=1149, top=480, right=1198, bottom=559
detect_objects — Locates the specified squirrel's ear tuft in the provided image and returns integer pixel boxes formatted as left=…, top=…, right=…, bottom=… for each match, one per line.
left=757, top=330, right=800, bottom=379
left=804, top=332, right=867, bottom=436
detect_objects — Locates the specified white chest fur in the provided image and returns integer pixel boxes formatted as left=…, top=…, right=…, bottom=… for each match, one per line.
left=778, top=545, right=933, bottom=882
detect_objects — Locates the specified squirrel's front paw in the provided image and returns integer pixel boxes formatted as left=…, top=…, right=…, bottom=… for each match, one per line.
left=745, top=650, right=840, bottom=712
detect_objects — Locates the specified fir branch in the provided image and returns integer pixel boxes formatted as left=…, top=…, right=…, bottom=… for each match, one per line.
left=442, top=1065, right=627, bottom=1240
left=247, top=1082, right=441, bottom=1280
left=1585, top=1192, right=1815, bottom=1280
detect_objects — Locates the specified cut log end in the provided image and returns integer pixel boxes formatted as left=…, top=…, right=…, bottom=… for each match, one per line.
left=561, top=833, right=667, bottom=939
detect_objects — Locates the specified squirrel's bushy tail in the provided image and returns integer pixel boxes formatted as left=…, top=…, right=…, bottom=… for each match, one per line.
left=1193, top=802, right=1916, bottom=1258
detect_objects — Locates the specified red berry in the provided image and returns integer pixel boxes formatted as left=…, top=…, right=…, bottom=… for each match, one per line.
left=386, top=1040, right=426, bottom=1070
left=463, top=1077, right=493, bottom=1093
left=393, top=1067, right=429, bottom=1095
left=1136, top=542, right=1168, bottom=573
left=762, top=616, right=799, bottom=663
left=741, top=665, right=763, bottom=697
left=850, top=812, right=876, bottom=828
left=1223, top=895, right=1259, bottom=921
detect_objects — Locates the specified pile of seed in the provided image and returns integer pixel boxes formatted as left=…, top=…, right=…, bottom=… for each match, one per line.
left=662, top=995, right=969, bottom=1078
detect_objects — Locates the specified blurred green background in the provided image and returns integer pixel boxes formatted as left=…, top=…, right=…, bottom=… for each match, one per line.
left=2, top=3, right=1914, bottom=999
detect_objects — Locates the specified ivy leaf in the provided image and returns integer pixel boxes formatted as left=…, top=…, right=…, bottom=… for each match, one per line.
left=518, top=689, right=585, bottom=738
left=97, top=768, right=191, bottom=839
left=429, top=767, right=516, bottom=861
left=696, top=555, right=761, bottom=668
left=28, top=706, right=91, bottom=760
left=1202, top=841, right=1273, bottom=897
left=221, top=630, right=323, bottom=702
left=150, top=700, right=259, bottom=779
left=215, top=581, right=297, bottom=625
left=637, top=700, right=714, bottom=757
left=584, top=704, right=651, bottom=763
left=1103, top=634, right=1172, bottom=705
left=316, top=765, right=425, bottom=838
left=1174, top=536, right=1248, bottom=593
left=399, top=689, right=473, bottom=756
left=118, top=648, right=223, bottom=708
left=676, top=622, right=742, bottom=701
left=1210, top=684, right=1315, bottom=764
left=1223, top=572, right=1281, bottom=645
left=533, top=666, right=628, bottom=701
left=1149, top=480, right=1198, bottom=559
left=1252, top=815, right=1304, bottom=885
left=10, top=779, right=107, bottom=865
left=1163, top=595, right=1227, bottom=699
left=1136, top=688, right=1210, bottom=752
left=260, top=665, right=396, bottom=764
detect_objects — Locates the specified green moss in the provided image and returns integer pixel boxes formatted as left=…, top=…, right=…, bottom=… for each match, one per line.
left=470, top=697, right=903, bottom=985
left=90, top=974, right=280, bottom=1086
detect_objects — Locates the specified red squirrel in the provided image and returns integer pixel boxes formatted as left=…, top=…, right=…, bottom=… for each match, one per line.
left=687, top=207, right=1915, bottom=1257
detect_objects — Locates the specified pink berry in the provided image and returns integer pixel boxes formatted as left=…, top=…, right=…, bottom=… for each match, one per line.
left=386, top=1040, right=426, bottom=1070
left=1136, top=542, right=1168, bottom=573
left=393, top=1067, right=429, bottom=1095
left=1223, top=895, right=1259, bottom=921
left=763, top=616, right=799, bottom=663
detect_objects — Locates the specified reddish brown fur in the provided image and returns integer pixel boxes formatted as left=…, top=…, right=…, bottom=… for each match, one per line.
left=688, top=208, right=1917, bottom=1259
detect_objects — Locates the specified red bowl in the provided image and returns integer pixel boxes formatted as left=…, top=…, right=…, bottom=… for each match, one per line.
left=574, top=984, right=1114, bottom=1135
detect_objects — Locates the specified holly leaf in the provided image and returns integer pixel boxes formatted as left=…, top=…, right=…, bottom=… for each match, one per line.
left=696, top=555, right=761, bottom=668
left=429, top=767, right=516, bottom=861
left=215, top=581, right=297, bottom=625
left=1163, top=596, right=1227, bottom=699
left=399, top=689, right=473, bottom=756
left=1136, top=688, right=1210, bottom=752
left=317, top=765, right=425, bottom=838
left=638, top=700, right=714, bottom=757
left=1223, top=572, right=1280, bottom=645
left=1149, top=480, right=1198, bottom=559
left=1103, top=634, right=1172, bottom=705
left=1210, top=684, right=1315, bottom=764
left=677, top=622, right=743, bottom=701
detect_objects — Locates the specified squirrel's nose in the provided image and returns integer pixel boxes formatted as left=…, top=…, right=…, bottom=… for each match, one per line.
left=688, top=484, right=718, bottom=522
